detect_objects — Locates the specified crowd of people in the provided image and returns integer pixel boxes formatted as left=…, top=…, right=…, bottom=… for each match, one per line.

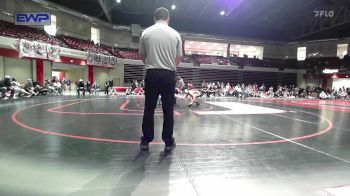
left=199, top=81, right=350, bottom=100
left=126, top=80, right=145, bottom=95
left=0, top=75, right=104, bottom=100
left=76, top=79, right=101, bottom=96
left=0, top=75, right=64, bottom=100
left=124, top=78, right=350, bottom=101
left=104, top=79, right=114, bottom=95
left=2, top=75, right=349, bottom=101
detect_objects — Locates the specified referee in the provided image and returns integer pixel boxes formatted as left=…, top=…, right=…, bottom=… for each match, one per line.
left=139, top=7, right=182, bottom=152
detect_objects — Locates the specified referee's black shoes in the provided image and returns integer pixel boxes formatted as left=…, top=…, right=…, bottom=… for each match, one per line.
left=140, top=140, right=149, bottom=151
left=164, top=138, right=176, bottom=152
left=140, top=138, right=176, bottom=152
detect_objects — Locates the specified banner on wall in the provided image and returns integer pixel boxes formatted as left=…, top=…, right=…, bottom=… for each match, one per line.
left=47, top=44, right=61, bottom=61
left=93, top=53, right=101, bottom=66
left=102, top=55, right=109, bottom=67
left=87, top=52, right=116, bottom=68
left=18, top=39, right=35, bottom=58
left=33, top=41, right=48, bottom=59
left=18, top=39, right=60, bottom=60
left=109, top=56, right=116, bottom=68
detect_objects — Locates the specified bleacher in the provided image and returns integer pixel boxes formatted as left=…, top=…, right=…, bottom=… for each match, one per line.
left=0, top=20, right=63, bottom=46
left=58, top=35, right=110, bottom=54
left=116, top=48, right=142, bottom=60
left=101, top=46, right=141, bottom=60
left=229, top=57, right=299, bottom=69
left=101, top=45, right=121, bottom=58
left=193, top=55, right=230, bottom=65
left=304, top=57, right=342, bottom=69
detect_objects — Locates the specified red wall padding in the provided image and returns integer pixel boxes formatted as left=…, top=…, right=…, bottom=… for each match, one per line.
left=36, top=59, right=44, bottom=85
left=88, top=65, right=94, bottom=84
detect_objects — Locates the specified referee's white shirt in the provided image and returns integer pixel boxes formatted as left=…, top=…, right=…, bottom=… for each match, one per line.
left=139, top=21, right=182, bottom=71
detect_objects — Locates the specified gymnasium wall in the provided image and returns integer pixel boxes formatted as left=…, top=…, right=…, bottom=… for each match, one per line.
left=3, top=57, right=33, bottom=84
left=57, top=13, right=91, bottom=39
left=297, top=72, right=306, bottom=88
left=94, top=67, right=110, bottom=88
left=64, top=68, right=84, bottom=84
left=263, top=43, right=287, bottom=59
left=99, top=28, right=132, bottom=48
left=43, top=60, right=52, bottom=81
left=108, top=61, right=124, bottom=86
left=1, top=0, right=39, bottom=14
left=56, top=12, right=132, bottom=47
left=304, top=79, right=321, bottom=88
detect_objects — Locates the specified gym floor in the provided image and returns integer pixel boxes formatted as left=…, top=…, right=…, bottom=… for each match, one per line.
left=0, top=96, right=350, bottom=196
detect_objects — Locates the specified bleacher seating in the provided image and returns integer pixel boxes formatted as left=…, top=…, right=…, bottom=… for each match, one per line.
left=193, top=55, right=230, bottom=65
left=116, top=48, right=142, bottom=60
left=101, top=46, right=142, bottom=60
left=235, top=57, right=261, bottom=67
left=304, top=57, right=341, bottom=69
left=58, top=35, right=110, bottom=54
left=0, top=20, right=64, bottom=46
left=229, top=57, right=300, bottom=69
left=303, top=56, right=342, bottom=76
left=285, top=59, right=299, bottom=68
left=101, top=45, right=121, bottom=58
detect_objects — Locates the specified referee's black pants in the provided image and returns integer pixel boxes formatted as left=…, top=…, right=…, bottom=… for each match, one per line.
left=142, top=69, right=176, bottom=146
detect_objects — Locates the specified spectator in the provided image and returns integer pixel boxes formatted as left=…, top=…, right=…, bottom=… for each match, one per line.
left=77, top=79, right=85, bottom=96
left=104, top=78, right=110, bottom=95
left=319, top=91, right=328, bottom=100
left=92, top=80, right=100, bottom=95
left=66, top=79, right=72, bottom=91
left=52, top=80, right=63, bottom=95
left=24, top=79, right=37, bottom=96
left=86, top=81, right=92, bottom=95
left=0, top=75, right=13, bottom=100
left=109, top=79, right=114, bottom=89
left=11, top=78, right=32, bottom=99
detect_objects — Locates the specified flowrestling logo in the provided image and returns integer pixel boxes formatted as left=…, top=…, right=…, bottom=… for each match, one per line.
left=15, top=13, right=51, bottom=26
left=314, top=10, right=334, bottom=18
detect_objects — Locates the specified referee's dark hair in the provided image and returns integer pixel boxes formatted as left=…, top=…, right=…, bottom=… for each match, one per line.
left=154, top=7, right=170, bottom=21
